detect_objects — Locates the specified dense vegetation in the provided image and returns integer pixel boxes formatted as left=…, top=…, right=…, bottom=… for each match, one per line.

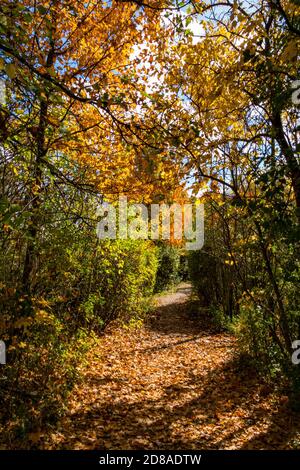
left=0, top=0, right=299, bottom=448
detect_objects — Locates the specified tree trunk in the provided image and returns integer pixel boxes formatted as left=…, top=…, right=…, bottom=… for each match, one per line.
left=272, top=107, right=300, bottom=225
left=21, top=43, right=54, bottom=302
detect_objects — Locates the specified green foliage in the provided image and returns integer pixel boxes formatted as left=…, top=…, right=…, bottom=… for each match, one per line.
left=189, top=196, right=300, bottom=408
left=91, top=239, right=158, bottom=326
left=179, top=254, right=189, bottom=281
left=0, top=197, right=158, bottom=441
left=231, top=302, right=282, bottom=376
left=154, top=243, right=181, bottom=292
left=188, top=249, right=220, bottom=306
left=1, top=312, right=94, bottom=440
left=208, top=305, right=231, bottom=331
left=188, top=246, right=237, bottom=319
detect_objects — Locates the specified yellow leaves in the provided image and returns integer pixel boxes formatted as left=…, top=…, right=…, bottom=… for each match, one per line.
left=234, top=238, right=246, bottom=248
left=31, top=183, right=41, bottom=195
left=2, top=224, right=11, bottom=232
left=225, top=259, right=234, bottom=266
left=36, top=298, right=52, bottom=308
left=225, top=252, right=235, bottom=265
left=285, top=1, right=300, bottom=18
left=28, top=431, right=43, bottom=444
left=216, top=199, right=226, bottom=207
left=14, top=317, right=34, bottom=329
left=35, top=309, right=51, bottom=320
left=282, top=39, right=299, bottom=61
left=48, top=116, right=60, bottom=126
left=34, top=308, right=58, bottom=327
left=6, top=63, right=16, bottom=79
left=8, top=340, right=27, bottom=351
left=39, top=91, right=47, bottom=101
left=248, top=234, right=258, bottom=243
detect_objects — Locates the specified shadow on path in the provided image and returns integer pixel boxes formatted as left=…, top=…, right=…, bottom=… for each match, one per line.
left=43, top=283, right=300, bottom=450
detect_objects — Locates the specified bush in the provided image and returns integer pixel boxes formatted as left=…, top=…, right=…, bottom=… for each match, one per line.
left=188, top=249, right=220, bottom=306
left=0, top=221, right=158, bottom=444
left=91, top=239, right=158, bottom=326
left=25, top=223, right=158, bottom=329
left=188, top=248, right=238, bottom=319
left=179, top=254, right=189, bottom=281
left=231, top=301, right=282, bottom=377
left=232, top=294, right=300, bottom=408
left=0, top=312, right=93, bottom=444
left=154, top=243, right=181, bottom=292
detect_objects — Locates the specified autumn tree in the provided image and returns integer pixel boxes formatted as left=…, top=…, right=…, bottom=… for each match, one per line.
left=137, top=0, right=300, bottom=400
left=0, top=0, right=181, bottom=304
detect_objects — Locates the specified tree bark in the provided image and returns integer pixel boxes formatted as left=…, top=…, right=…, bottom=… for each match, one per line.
left=271, top=109, right=300, bottom=224
left=21, top=42, right=55, bottom=300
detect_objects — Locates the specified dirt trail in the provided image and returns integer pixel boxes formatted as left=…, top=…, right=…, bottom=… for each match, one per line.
left=45, top=283, right=299, bottom=450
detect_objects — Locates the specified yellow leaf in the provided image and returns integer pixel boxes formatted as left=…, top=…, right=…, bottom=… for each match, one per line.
left=6, top=63, right=16, bottom=79
left=28, top=432, right=42, bottom=443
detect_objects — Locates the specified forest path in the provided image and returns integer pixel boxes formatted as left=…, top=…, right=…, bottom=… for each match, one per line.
left=45, top=283, right=298, bottom=450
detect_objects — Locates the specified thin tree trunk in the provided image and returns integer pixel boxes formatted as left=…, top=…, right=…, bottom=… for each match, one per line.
left=22, top=41, right=55, bottom=300
left=272, top=109, right=300, bottom=224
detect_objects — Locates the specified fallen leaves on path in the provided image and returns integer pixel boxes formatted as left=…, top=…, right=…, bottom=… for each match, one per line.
left=42, top=283, right=300, bottom=450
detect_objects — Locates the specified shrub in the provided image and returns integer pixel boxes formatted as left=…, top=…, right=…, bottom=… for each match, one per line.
left=231, top=301, right=282, bottom=377
left=154, top=243, right=181, bottom=292
left=29, top=224, right=158, bottom=329
left=179, top=254, right=189, bottom=281
left=0, top=222, right=158, bottom=444
left=0, top=311, right=94, bottom=444
left=92, top=239, right=158, bottom=326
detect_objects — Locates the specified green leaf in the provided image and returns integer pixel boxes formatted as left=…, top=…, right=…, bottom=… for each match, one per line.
left=23, top=12, right=33, bottom=23
left=37, top=5, right=48, bottom=15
